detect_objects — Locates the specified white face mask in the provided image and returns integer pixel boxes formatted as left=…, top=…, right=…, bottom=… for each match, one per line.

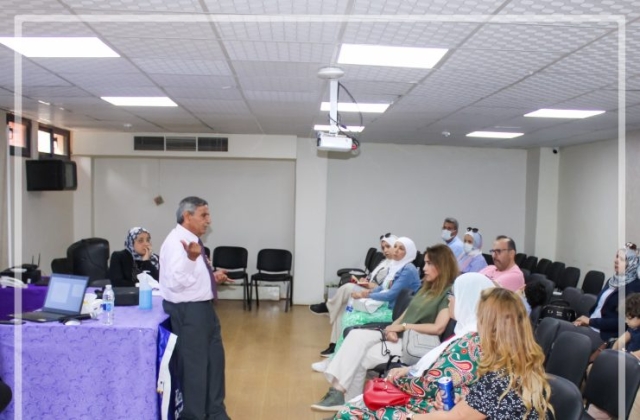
left=441, top=229, right=453, bottom=241
left=463, top=243, right=474, bottom=254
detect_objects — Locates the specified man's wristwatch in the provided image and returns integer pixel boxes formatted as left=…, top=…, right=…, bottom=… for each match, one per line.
left=402, top=322, right=408, bottom=331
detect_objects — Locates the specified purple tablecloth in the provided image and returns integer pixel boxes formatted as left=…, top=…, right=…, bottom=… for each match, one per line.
left=0, top=296, right=168, bottom=420
left=0, top=285, right=48, bottom=321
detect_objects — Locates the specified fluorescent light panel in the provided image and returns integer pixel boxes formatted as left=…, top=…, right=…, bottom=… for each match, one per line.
left=0, top=37, right=119, bottom=58
left=320, top=102, right=389, bottom=113
left=524, top=109, right=605, bottom=119
left=101, top=97, right=177, bottom=107
left=338, top=44, right=448, bottom=69
left=314, top=124, right=364, bottom=133
left=467, top=131, right=524, bottom=139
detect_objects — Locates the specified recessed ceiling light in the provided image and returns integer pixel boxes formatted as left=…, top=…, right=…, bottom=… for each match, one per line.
left=338, top=44, right=448, bottom=69
left=101, top=97, right=178, bottom=107
left=320, top=102, right=389, bottom=113
left=524, top=109, right=606, bottom=119
left=38, top=100, right=50, bottom=105
left=314, top=124, right=364, bottom=133
left=466, top=131, right=524, bottom=139
left=0, top=37, right=119, bottom=58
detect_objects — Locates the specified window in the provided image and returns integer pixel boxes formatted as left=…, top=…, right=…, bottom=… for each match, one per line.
left=7, top=113, right=32, bottom=157
left=37, top=124, right=70, bottom=159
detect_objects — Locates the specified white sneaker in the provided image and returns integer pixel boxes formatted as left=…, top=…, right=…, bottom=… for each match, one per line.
left=311, top=359, right=330, bottom=373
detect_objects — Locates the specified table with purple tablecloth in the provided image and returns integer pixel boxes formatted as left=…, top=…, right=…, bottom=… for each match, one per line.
left=0, top=285, right=48, bottom=321
left=0, top=295, right=168, bottom=420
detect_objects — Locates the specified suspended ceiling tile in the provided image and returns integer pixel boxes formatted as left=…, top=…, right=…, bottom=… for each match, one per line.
left=58, top=72, right=156, bottom=89
left=153, top=122, right=212, bottom=132
left=351, top=0, right=506, bottom=15
left=179, top=99, right=251, bottom=114
left=107, top=37, right=226, bottom=60
left=441, top=49, right=564, bottom=78
left=166, top=87, right=244, bottom=101
left=499, top=0, right=640, bottom=19
left=238, top=76, right=322, bottom=92
left=64, top=0, right=205, bottom=13
left=335, top=80, right=414, bottom=97
left=30, top=58, right=141, bottom=74
left=223, top=40, right=335, bottom=62
left=342, top=21, right=478, bottom=48
left=216, top=21, right=342, bottom=43
left=148, top=74, right=237, bottom=88
left=83, top=86, right=166, bottom=96
left=202, top=0, right=348, bottom=14
left=232, top=61, right=321, bottom=79
left=545, top=35, right=618, bottom=81
left=20, top=86, right=92, bottom=98
left=338, top=64, right=430, bottom=83
left=131, top=58, right=232, bottom=76
left=88, top=21, right=217, bottom=40
left=244, top=90, right=318, bottom=102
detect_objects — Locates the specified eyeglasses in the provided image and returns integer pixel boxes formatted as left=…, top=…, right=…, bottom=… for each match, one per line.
left=467, top=227, right=479, bottom=233
left=489, top=249, right=510, bottom=255
left=626, top=242, right=637, bottom=251
left=380, top=232, right=392, bottom=240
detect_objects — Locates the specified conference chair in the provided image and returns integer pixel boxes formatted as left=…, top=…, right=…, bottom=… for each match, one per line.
left=547, top=374, right=584, bottom=420
left=535, top=317, right=560, bottom=362
left=545, top=331, right=591, bottom=388
left=515, top=252, right=527, bottom=268
left=535, top=258, right=552, bottom=275
left=212, top=246, right=249, bottom=310
left=559, top=287, right=583, bottom=311
left=482, top=253, right=493, bottom=265
left=583, top=350, right=640, bottom=419
left=521, top=256, right=538, bottom=272
left=576, top=293, right=597, bottom=317
left=529, top=305, right=543, bottom=328
left=537, top=276, right=556, bottom=305
left=51, top=238, right=110, bottom=284
left=412, top=251, right=425, bottom=278
left=545, top=261, right=565, bottom=285
left=337, top=247, right=377, bottom=278
left=250, top=249, right=293, bottom=312
left=557, top=266, right=581, bottom=291
left=582, top=270, right=605, bottom=295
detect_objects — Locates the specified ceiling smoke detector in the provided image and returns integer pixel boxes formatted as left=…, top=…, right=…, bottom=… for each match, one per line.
left=317, top=66, right=344, bottom=80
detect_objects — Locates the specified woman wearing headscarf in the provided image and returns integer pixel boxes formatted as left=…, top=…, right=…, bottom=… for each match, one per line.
left=332, top=272, right=495, bottom=418
left=311, top=234, right=400, bottom=359
left=574, top=247, right=640, bottom=351
left=457, top=228, right=487, bottom=274
left=311, top=244, right=457, bottom=412
left=108, top=227, right=160, bottom=287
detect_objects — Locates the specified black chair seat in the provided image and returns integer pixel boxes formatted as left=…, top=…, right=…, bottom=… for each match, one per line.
left=251, top=273, right=292, bottom=282
left=226, top=271, right=248, bottom=280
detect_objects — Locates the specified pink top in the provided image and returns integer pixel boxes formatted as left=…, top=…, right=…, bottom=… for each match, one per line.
left=480, top=264, right=525, bottom=292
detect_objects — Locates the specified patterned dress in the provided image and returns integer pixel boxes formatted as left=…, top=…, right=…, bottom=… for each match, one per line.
left=334, top=332, right=482, bottom=419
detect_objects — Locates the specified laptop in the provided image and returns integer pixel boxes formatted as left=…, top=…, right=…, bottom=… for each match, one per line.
left=11, top=273, right=90, bottom=322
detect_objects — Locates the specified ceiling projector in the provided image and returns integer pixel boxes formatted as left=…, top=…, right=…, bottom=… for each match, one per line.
left=317, top=132, right=353, bottom=152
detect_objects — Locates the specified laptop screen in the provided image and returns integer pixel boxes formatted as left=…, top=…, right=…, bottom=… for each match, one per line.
left=43, top=274, right=89, bottom=314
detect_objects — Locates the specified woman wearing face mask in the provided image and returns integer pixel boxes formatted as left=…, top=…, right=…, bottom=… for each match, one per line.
left=108, top=227, right=160, bottom=287
left=310, top=234, right=399, bottom=359
left=573, top=247, right=640, bottom=351
left=457, top=228, right=488, bottom=274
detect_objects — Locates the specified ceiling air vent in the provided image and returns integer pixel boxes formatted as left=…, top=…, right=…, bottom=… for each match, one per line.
left=198, top=137, right=229, bottom=152
left=166, top=136, right=196, bottom=151
left=134, top=136, right=164, bottom=151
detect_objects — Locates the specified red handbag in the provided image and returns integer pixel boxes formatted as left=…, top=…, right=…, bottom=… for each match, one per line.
left=363, top=378, right=411, bottom=410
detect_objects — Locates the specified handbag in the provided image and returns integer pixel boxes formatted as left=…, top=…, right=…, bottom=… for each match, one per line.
left=363, top=378, right=410, bottom=410
left=402, top=329, right=441, bottom=365
left=353, top=298, right=385, bottom=314
left=541, top=300, right=577, bottom=322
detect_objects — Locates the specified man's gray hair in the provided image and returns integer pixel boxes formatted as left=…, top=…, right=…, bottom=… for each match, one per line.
left=444, top=217, right=459, bottom=231
left=176, top=196, right=208, bottom=224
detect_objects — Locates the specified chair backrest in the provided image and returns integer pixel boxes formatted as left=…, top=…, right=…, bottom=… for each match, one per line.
left=482, top=253, right=493, bottom=265
left=547, top=374, right=585, bottom=420
left=545, top=261, right=566, bottom=284
left=582, top=270, right=606, bottom=295
left=391, top=288, right=414, bottom=321
left=204, top=246, right=211, bottom=259
left=535, top=276, right=555, bottom=305
left=535, top=317, right=560, bottom=361
left=557, top=266, right=580, bottom=290
left=363, top=247, right=377, bottom=273
left=529, top=305, right=543, bottom=328
left=584, top=349, right=640, bottom=419
left=412, top=251, right=425, bottom=278
left=367, top=252, right=385, bottom=273
left=522, top=256, right=538, bottom=272
left=515, top=253, right=527, bottom=267
left=545, top=331, right=591, bottom=388
left=560, top=287, right=583, bottom=311
left=255, top=249, right=292, bottom=273
left=522, top=268, right=532, bottom=284
left=66, top=237, right=110, bottom=282
left=535, top=258, right=552, bottom=275
left=576, top=293, right=597, bottom=317
left=213, top=246, right=248, bottom=271
left=439, top=319, right=457, bottom=341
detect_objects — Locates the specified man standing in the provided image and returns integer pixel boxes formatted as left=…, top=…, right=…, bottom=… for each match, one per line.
left=441, top=217, right=464, bottom=259
left=480, top=235, right=525, bottom=292
left=160, top=196, right=230, bottom=420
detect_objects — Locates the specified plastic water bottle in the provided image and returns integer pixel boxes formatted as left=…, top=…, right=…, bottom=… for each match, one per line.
left=138, top=271, right=153, bottom=310
left=102, top=285, right=115, bottom=325
left=346, top=297, right=354, bottom=313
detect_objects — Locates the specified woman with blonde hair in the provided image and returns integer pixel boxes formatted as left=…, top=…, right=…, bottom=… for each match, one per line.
left=311, top=244, right=456, bottom=412
left=412, top=288, right=552, bottom=419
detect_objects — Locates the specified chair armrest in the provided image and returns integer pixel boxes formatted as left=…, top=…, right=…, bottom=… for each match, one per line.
left=337, top=268, right=366, bottom=277
left=343, top=322, right=392, bottom=338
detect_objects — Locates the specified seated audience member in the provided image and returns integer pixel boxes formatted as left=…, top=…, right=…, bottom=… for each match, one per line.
left=310, top=244, right=458, bottom=412
left=330, top=237, right=422, bottom=354
left=0, top=376, right=10, bottom=414
left=107, top=227, right=160, bottom=287
left=480, top=235, right=525, bottom=292
left=441, top=217, right=463, bottom=259
left=612, top=293, right=640, bottom=357
left=574, top=247, right=640, bottom=351
left=310, top=234, right=399, bottom=358
left=457, top=228, right=488, bottom=274
left=333, top=272, right=494, bottom=419
left=413, top=288, right=552, bottom=420
left=517, top=279, right=548, bottom=314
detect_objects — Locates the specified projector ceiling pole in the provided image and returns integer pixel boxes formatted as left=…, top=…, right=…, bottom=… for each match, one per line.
left=329, top=79, right=339, bottom=135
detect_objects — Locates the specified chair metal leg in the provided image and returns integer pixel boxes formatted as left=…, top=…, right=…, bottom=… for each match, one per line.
left=242, top=279, right=247, bottom=310
left=254, top=280, right=260, bottom=308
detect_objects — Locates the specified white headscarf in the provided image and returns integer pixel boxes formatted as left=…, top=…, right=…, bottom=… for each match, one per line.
left=369, top=235, right=398, bottom=283
left=458, top=231, right=483, bottom=272
left=382, top=237, right=417, bottom=288
left=411, top=272, right=494, bottom=376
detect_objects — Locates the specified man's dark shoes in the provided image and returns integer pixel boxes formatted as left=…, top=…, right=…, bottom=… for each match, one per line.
left=320, top=343, right=335, bottom=358
left=309, top=302, right=329, bottom=315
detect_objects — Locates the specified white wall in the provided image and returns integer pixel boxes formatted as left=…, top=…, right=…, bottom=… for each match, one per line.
left=324, top=143, right=528, bottom=282
left=557, top=139, right=618, bottom=280
left=534, top=148, right=560, bottom=259
left=524, top=149, right=540, bottom=255
left=92, top=158, right=296, bottom=272
left=627, top=130, right=640, bottom=242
